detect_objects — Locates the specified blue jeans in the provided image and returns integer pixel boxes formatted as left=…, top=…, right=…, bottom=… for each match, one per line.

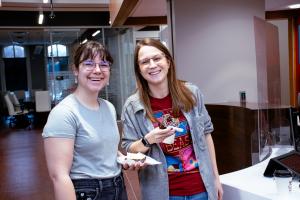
left=72, top=174, right=128, bottom=200
left=169, top=192, right=208, bottom=200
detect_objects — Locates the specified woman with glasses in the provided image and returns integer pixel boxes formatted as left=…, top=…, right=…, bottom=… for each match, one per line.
left=43, top=41, right=128, bottom=200
left=121, top=38, right=223, bottom=200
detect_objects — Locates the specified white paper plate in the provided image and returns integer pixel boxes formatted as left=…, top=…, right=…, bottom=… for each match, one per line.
left=117, top=153, right=161, bottom=165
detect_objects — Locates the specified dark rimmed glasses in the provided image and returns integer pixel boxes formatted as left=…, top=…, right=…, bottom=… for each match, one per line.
left=82, top=60, right=111, bottom=72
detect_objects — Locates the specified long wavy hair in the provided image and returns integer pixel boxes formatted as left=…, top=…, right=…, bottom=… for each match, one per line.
left=134, top=38, right=196, bottom=122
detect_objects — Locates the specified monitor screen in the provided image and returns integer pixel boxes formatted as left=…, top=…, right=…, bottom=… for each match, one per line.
left=278, top=153, right=300, bottom=176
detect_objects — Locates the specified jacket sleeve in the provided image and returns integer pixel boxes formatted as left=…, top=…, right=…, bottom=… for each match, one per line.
left=121, top=103, right=141, bottom=152
left=194, top=85, right=214, bottom=134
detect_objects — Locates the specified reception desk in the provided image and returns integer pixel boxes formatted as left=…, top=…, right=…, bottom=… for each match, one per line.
left=220, top=147, right=300, bottom=200
left=206, top=102, right=291, bottom=174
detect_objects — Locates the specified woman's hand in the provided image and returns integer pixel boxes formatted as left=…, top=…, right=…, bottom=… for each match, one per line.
left=145, top=126, right=175, bottom=144
left=118, top=151, right=147, bottom=170
left=122, top=161, right=147, bottom=170
left=215, top=178, right=223, bottom=200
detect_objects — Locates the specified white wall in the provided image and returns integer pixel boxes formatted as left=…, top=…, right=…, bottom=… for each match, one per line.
left=268, top=20, right=290, bottom=106
left=171, top=0, right=265, bottom=103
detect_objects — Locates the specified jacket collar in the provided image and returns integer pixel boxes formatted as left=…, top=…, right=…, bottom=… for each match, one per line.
left=130, top=92, right=146, bottom=115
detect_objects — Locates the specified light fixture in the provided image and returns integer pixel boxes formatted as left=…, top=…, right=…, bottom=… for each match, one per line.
left=49, top=0, right=55, bottom=19
left=92, top=30, right=101, bottom=37
left=82, top=39, right=88, bottom=44
left=43, top=0, right=49, bottom=3
left=288, top=4, right=300, bottom=9
left=38, top=11, right=44, bottom=25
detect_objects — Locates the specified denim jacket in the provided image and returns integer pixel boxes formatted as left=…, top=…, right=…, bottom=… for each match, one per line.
left=121, top=82, right=218, bottom=200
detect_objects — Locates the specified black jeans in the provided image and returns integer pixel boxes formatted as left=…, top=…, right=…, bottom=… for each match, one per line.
left=72, top=174, right=128, bottom=200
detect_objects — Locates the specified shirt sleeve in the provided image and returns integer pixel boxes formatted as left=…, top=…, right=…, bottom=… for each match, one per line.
left=42, top=104, right=77, bottom=139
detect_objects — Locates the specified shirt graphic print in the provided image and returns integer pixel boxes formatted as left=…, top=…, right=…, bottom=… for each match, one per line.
left=153, top=110, right=199, bottom=173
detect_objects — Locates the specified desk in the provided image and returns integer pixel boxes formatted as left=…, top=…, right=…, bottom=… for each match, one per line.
left=206, top=103, right=291, bottom=174
left=220, top=147, right=300, bottom=200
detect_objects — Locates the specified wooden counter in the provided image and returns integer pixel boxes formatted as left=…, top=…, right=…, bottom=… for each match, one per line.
left=206, top=102, right=291, bottom=174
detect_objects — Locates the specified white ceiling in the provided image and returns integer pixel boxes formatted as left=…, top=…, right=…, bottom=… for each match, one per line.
left=130, top=0, right=300, bottom=18
left=265, top=0, right=300, bottom=11
left=130, top=0, right=167, bottom=17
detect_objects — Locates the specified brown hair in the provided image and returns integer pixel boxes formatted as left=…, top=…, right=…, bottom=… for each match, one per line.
left=73, top=40, right=113, bottom=70
left=134, top=38, right=196, bottom=121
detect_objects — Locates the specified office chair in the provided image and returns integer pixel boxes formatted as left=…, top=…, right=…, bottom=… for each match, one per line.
left=9, top=92, right=23, bottom=112
left=289, top=107, right=300, bottom=152
left=4, top=93, right=31, bottom=128
left=35, top=90, right=51, bottom=112
left=34, top=90, right=51, bottom=127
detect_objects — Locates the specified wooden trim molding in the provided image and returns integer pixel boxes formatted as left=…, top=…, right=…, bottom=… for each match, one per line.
left=266, top=10, right=299, bottom=106
left=289, top=17, right=297, bottom=106
left=124, top=16, right=167, bottom=26
left=266, top=9, right=300, bottom=20
left=109, top=0, right=139, bottom=27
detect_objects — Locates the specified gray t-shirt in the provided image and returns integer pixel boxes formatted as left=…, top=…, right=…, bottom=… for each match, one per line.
left=42, top=94, right=121, bottom=179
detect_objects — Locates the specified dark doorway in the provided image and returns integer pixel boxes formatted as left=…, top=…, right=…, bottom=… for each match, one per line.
left=4, top=58, right=27, bottom=91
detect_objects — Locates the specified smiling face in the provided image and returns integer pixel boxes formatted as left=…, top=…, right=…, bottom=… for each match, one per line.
left=74, top=54, right=110, bottom=95
left=138, top=45, right=170, bottom=89
left=72, top=41, right=113, bottom=97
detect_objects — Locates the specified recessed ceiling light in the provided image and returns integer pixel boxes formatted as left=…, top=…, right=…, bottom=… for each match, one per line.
left=92, top=30, right=101, bottom=37
left=82, top=39, right=87, bottom=44
left=288, top=4, right=300, bottom=9
left=38, top=12, right=44, bottom=25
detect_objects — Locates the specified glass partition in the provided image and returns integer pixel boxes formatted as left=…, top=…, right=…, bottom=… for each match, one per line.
left=0, top=27, right=165, bottom=119
left=43, top=27, right=136, bottom=118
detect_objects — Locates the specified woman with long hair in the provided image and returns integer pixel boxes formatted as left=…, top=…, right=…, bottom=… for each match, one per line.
left=121, top=38, right=223, bottom=200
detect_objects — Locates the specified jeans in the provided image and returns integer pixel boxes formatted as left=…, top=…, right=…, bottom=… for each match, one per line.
left=169, top=192, right=208, bottom=200
left=72, top=174, right=128, bottom=200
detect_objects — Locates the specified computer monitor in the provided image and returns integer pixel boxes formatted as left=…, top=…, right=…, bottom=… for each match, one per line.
left=278, top=152, right=300, bottom=176
left=264, top=150, right=300, bottom=177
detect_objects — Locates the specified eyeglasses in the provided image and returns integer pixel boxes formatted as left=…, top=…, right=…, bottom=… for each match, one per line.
left=138, top=54, right=165, bottom=67
left=82, top=60, right=111, bottom=72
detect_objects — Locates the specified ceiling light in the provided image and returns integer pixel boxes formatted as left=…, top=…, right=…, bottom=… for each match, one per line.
left=92, top=30, right=101, bottom=37
left=38, top=12, right=44, bottom=25
left=43, top=0, right=49, bottom=3
left=288, top=4, right=300, bottom=9
left=82, top=39, right=88, bottom=44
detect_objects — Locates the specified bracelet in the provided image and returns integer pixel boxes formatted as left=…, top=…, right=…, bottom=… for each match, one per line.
left=141, top=136, right=152, bottom=147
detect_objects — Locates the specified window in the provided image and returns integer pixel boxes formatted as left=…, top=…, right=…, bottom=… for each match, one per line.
left=3, top=45, right=25, bottom=58
left=47, top=44, right=67, bottom=57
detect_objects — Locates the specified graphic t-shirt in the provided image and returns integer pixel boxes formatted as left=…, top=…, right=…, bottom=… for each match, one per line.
left=150, top=94, right=206, bottom=196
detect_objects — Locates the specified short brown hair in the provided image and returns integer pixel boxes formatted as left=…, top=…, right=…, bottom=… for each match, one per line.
left=73, top=40, right=113, bottom=70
